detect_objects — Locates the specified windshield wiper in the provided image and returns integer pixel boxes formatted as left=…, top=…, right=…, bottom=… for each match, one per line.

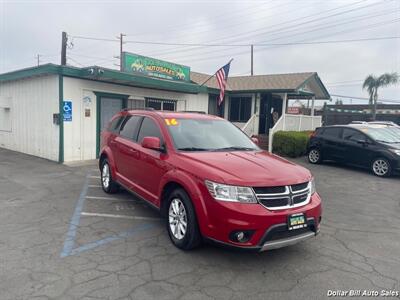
left=177, top=147, right=210, bottom=151
left=375, top=139, right=396, bottom=144
left=212, top=146, right=256, bottom=151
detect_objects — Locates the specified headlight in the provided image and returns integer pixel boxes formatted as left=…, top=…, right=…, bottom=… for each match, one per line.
left=310, top=178, right=316, bottom=195
left=390, top=149, right=400, bottom=156
left=205, top=180, right=257, bottom=203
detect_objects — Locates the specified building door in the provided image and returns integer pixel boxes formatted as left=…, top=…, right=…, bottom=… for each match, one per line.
left=95, top=92, right=128, bottom=158
left=100, top=98, right=124, bottom=131
left=259, top=94, right=270, bottom=134
left=208, top=94, right=224, bottom=117
left=258, top=94, right=283, bottom=135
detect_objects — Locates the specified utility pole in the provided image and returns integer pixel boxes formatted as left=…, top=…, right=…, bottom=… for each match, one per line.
left=61, top=31, right=68, bottom=66
left=250, top=44, right=254, bottom=76
left=118, top=33, right=126, bottom=71
left=36, top=54, right=42, bottom=66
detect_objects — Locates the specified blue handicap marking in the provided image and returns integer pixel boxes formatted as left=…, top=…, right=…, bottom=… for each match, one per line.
left=60, top=173, right=158, bottom=258
left=63, top=101, right=72, bottom=122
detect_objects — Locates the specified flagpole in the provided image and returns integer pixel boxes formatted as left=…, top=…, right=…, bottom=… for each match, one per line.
left=199, top=58, right=233, bottom=87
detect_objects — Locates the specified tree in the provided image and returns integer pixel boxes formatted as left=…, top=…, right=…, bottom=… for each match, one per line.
left=362, top=72, right=399, bottom=120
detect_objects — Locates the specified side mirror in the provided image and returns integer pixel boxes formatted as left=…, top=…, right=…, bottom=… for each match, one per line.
left=141, top=136, right=163, bottom=151
left=251, top=137, right=259, bottom=146
left=356, top=139, right=367, bottom=145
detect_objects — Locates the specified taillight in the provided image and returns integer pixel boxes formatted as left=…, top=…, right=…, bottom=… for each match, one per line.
left=310, top=131, right=317, bottom=138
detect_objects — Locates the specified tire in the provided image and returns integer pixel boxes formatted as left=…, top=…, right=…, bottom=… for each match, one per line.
left=166, top=188, right=202, bottom=250
left=100, top=159, right=119, bottom=193
left=371, top=157, right=391, bottom=177
left=308, top=148, right=322, bottom=164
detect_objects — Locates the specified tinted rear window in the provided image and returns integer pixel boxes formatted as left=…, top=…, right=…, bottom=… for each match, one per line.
left=323, top=127, right=342, bottom=138
left=108, top=116, right=124, bottom=133
left=119, top=116, right=142, bottom=141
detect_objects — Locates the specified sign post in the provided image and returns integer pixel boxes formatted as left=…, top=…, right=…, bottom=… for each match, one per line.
left=63, top=101, right=72, bottom=122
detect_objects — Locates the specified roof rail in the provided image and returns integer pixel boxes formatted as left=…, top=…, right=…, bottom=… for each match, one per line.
left=178, top=110, right=207, bottom=114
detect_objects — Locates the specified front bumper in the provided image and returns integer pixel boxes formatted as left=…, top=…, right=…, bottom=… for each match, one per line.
left=198, top=190, right=322, bottom=251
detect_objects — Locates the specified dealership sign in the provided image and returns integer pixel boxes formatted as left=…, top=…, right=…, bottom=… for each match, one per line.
left=122, top=52, right=190, bottom=82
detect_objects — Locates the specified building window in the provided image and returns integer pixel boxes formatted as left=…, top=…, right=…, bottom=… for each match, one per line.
left=0, top=97, right=12, bottom=132
left=229, top=96, right=251, bottom=122
left=145, top=98, right=176, bottom=111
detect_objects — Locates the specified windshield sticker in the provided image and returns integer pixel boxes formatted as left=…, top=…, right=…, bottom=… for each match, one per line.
left=165, top=118, right=179, bottom=126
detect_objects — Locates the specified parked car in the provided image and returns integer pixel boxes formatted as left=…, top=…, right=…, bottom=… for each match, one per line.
left=307, top=124, right=400, bottom=177
left=99, top=110, right=322, bottom=251
left=367, top=121, right=400, bottom=128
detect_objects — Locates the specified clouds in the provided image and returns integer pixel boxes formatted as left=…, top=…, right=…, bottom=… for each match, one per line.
left=0, top=0, right=399, bottom=102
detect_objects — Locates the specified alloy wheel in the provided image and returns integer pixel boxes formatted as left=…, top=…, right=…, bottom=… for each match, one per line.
left=372, top=159, right=389, bottom=176
left=168, top=198, right=187, bottom=240
left=309, top=149, right=320, bottom=163
left=102, top=163, right=110, bottom=189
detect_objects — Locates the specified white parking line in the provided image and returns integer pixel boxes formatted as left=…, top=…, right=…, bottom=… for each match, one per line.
left=89, top=175, right=100, bottom=179
left=81, top=212, right=161, bottom=221
left=88, top=185, right=102, bottom=188
left=85, top=196, right=125, bottom=201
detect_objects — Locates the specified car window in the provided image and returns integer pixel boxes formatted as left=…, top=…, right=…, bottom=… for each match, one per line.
left=108, top=116, right=124, bottom=133
left=137, top=117, right=163, bottom=143
left=322, top=127, right=341, bottom=138
left=119, top=115, right=142, bottom=141
left=342, top=128, right=367, bottom=142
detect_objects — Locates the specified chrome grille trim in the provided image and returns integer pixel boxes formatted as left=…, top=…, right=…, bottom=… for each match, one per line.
left=253, top=182, right=311, bottom=211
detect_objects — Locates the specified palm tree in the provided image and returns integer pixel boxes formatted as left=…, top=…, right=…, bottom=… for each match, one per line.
left=362, top=72, right=399, bottom=120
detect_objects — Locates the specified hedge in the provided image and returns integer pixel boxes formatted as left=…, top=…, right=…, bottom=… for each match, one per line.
left=272, top=131, right=312, bottom=157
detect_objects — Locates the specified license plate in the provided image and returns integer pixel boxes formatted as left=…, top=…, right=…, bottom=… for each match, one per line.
left=288, top=213, right=307, bottom=230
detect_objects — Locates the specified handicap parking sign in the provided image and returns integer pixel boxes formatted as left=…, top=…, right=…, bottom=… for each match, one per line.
left=63, top=101, right=72, bottom=122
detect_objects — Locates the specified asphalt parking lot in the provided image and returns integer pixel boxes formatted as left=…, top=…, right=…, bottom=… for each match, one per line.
left=0, top=148, right=399, bottom=300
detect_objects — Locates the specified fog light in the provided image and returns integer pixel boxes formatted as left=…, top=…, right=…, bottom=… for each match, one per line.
left=236, top=232, right=245, bottom=242
left=229, top=230, right=255, bottom=243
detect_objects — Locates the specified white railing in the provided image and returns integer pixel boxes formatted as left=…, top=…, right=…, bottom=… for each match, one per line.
left=242, top=114, right=258, bottom=137
left=268, top=114, right=322, bottom=152
left=268, top=115, right=284, bottom=152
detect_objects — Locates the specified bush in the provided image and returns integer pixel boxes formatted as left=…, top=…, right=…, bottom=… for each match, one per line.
left=272, top=131, right=311, bottom=157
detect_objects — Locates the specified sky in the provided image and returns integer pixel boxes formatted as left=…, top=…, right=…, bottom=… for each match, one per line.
left=0, top=0, right=399, bottom=105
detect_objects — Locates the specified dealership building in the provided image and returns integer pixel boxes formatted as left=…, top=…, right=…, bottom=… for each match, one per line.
left=0, top=52, right=330, bottom=163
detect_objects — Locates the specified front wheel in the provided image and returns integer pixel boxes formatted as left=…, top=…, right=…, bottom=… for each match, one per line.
left=308, top=148, right=322, bottom=164
left=101, top=159, right=119, bottom=193
left=371, top=158, right=391, bottom=177
left=166, top=188, right=201, bottom=250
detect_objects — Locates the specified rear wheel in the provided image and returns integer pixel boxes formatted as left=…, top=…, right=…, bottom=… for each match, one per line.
left=308, top=148, right=322, bottom=164
left=166, top=188, right=201, bottom=250
left=371, top=158, right=391, bottom=177
left=101, top=159, right=119, bottom=193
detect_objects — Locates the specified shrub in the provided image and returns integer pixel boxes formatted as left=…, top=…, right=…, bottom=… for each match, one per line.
left=272, top=131, right=310, bottom=157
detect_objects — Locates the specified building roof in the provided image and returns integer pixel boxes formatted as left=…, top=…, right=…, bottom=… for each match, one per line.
left=0, top=64, right=330, bottom=99
left=190, top=71, right=330, bottom=99
left=0, top=64, right=206, bottom=94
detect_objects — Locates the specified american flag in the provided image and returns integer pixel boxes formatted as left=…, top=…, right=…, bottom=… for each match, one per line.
left=216, top=60, right=232, bottom=106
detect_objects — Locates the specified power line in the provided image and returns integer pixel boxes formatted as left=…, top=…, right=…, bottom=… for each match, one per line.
left=123, top=36, right=400, bottom=48
left=330, top=94, right=400, bottom=104
left=156, top=8, right=398, bottom=61
left=146, top=0, right=380, bottom=58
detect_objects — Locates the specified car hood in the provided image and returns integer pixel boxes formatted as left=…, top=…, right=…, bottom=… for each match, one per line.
left=179, top=150, right=312, bottom=187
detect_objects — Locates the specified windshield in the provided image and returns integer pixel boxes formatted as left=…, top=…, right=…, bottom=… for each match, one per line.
left=166, top=118, right=259, bottom=151
left=361, top=127, right=400, bottom=143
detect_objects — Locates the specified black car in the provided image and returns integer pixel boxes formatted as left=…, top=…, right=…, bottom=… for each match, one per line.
left=307, top=124, right=400, bottom=177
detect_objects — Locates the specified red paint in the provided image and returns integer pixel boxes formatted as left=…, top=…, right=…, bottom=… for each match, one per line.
left=100, top=110, right=322, bottom=249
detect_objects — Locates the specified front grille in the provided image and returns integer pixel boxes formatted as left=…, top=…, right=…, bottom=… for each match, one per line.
left=253, top=181, right=311, bottom=210
left=253, top=186, right=286, bottom=194
left=259, top=197, right=289, bottom=208
left=291, top=182, right=309, bottom=192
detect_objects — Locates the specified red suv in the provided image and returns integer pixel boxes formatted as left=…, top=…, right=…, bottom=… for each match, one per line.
left=99, top=110, right=322, bottom=251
